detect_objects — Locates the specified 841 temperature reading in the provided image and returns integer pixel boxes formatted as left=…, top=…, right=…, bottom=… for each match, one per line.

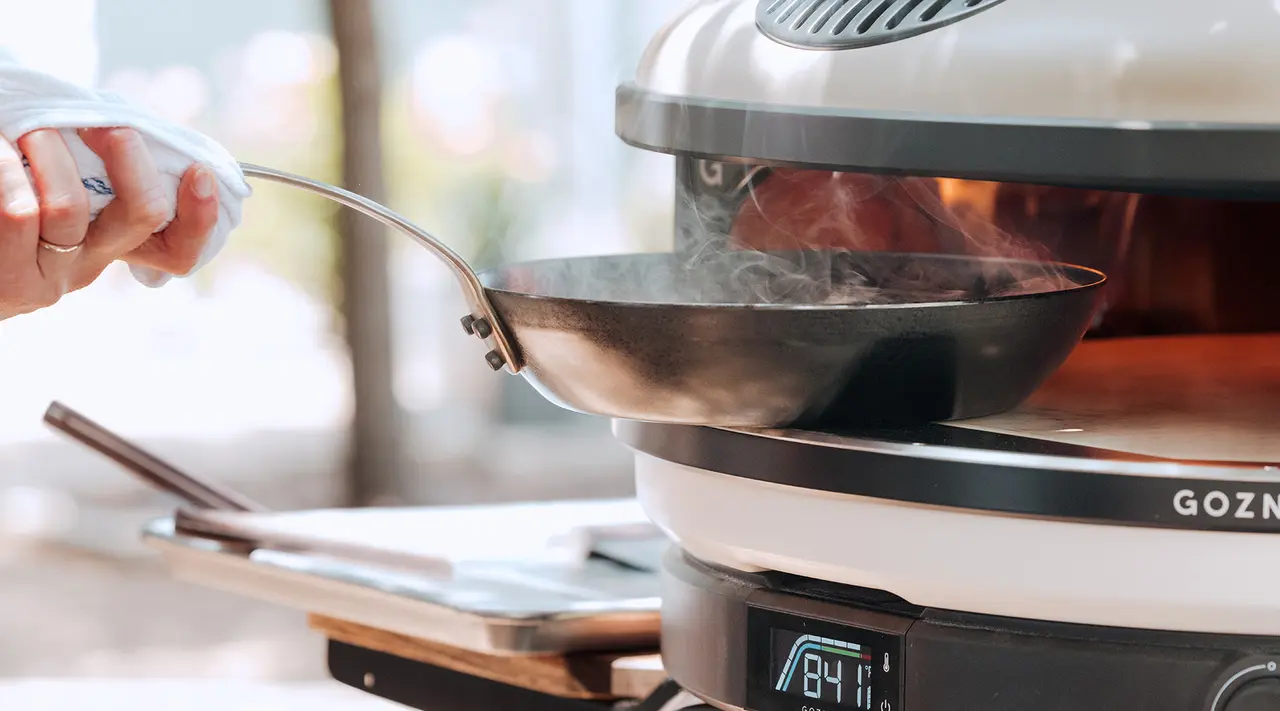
left=774, top=633, right=873, bottom=709
left=804, top=654, right=863, bottom=704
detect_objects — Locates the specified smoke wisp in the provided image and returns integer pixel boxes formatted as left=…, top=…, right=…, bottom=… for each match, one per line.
left=678, top=167, right=1084, bottom=306
left=488, top=166, right=1121, bottom=308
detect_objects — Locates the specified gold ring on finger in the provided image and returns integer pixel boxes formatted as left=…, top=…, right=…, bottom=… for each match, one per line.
left=38, top=237, right=83, bottom=254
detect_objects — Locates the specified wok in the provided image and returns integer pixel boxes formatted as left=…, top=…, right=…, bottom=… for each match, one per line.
left=240, top=165, right=1106, bottom=428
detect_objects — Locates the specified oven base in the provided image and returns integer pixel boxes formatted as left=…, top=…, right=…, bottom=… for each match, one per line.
left=633, top=452, right=1280, bottom=636
left=661, top=549, right=1280, bottom=711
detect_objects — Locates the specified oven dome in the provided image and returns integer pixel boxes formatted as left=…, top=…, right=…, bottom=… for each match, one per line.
left=632, top=0, right=1280, bottom=122
left=616, top=0, right=1280, bottom=196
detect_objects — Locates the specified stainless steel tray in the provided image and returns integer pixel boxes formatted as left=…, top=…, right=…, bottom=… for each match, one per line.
left=142, top=504, right=663, bottom=656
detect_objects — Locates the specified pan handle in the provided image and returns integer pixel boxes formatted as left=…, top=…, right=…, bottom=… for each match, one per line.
left=237, top=163, right=522, bottom=373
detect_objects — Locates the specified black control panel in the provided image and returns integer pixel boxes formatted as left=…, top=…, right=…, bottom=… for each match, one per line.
left=1209, top=657, right=1280, bottom=711
left=660, top=551, right=1280, bottom=711
left=746, top=606, right=903, bottom=711
left=901, top=614, right=1280, bottom=711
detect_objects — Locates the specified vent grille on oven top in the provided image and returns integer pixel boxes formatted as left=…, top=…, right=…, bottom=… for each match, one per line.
left=756, top=0, right=1008, bottom=50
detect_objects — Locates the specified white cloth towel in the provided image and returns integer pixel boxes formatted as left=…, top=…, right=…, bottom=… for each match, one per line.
left=0, top=52, right=250, bottom=287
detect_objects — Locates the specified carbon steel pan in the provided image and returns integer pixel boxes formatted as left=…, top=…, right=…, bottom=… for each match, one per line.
left=240, top=164, right=1106, bottom=428
left=482, top=252, right=1103, bottom=427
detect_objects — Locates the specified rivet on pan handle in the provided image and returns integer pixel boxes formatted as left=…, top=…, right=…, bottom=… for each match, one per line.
left=237, top=163, right=522, bottom=373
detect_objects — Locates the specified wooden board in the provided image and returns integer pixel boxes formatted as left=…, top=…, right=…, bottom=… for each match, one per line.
left=952, top=334, right=1280, bottom=463
left=610, top=654, right=667, bottom=699
left=308, top=614, right=662, bottom=701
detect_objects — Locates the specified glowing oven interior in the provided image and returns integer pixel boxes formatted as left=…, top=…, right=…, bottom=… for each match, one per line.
left=679, top=160, right=1280, bottom=337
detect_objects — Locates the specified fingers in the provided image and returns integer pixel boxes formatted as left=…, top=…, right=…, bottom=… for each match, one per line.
left=19, top=129, right=93, bottom=287
left=0, top=136, right=39, bottom=266
left=20, top=130, right=91, bottom=249
left=0, top=127, right=213, bottom=319
left=75, top=128, right=171, bottom=282
left=0, top=135, right=54, bottom=314
left=124, top=163, right=218, bottom=275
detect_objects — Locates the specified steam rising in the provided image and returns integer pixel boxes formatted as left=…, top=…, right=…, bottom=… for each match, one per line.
left=487, top=167, right=1106, bottom=307
left=697, top=169, right=1080, bottom=306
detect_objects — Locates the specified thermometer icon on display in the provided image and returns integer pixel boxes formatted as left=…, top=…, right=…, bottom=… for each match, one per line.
left=883, top=654, right=890, bottom=673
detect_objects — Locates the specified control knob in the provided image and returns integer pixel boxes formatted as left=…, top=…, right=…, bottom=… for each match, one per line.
left=1224, top=678, right=1280, bottom=711
left=1212, top=659, right=1280, bottom=711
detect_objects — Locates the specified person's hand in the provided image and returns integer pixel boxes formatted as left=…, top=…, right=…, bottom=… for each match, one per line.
left=0, top=127, right=220, bottom=320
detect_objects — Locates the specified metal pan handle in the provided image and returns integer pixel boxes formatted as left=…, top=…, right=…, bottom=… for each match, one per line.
left=237, top=163, right=522, bottom=373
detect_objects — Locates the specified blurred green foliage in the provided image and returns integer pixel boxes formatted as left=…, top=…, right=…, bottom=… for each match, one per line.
left=207, top=75, right=343, bottom=308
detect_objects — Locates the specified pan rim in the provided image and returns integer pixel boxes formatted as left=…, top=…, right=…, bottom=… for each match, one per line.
left=478, top=251, right=1107, bottom=311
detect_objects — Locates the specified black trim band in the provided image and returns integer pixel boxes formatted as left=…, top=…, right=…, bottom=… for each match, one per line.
left=614, top=421, right=1280, bottom=533
left=616, top=83, right=1280, bottom=198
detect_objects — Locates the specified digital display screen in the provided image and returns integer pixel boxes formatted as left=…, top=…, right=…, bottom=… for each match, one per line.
left=748, top=606, right=902, bottom=711
left=770, top=628, right=877, bottom=708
